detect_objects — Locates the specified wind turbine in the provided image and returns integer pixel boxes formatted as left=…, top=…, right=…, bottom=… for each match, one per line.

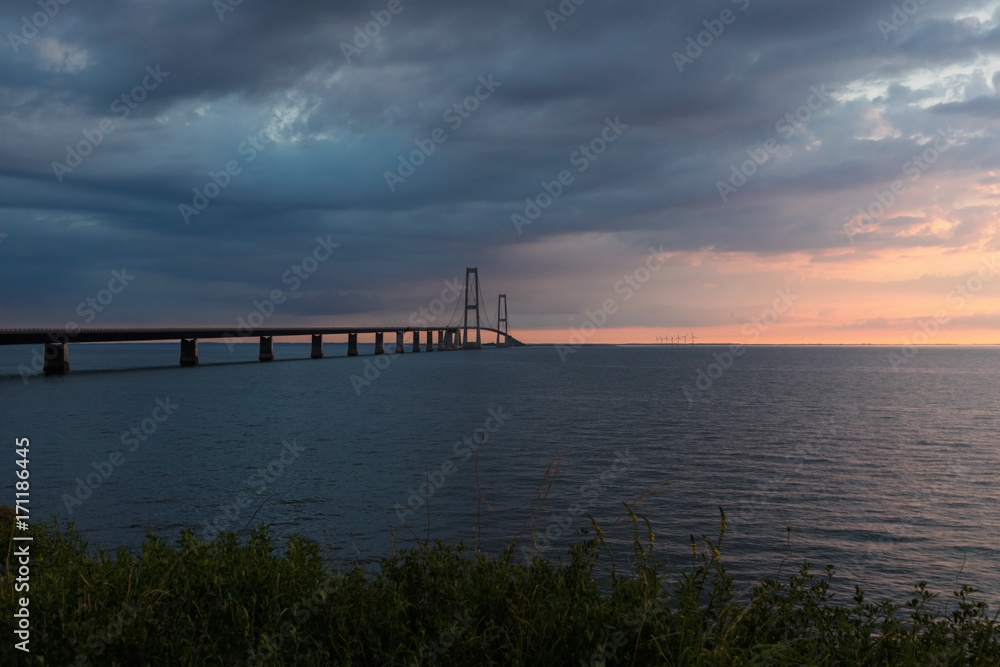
left=690, top=333, right=696, bottom=345
left=681, top=334, right=687, bottom=344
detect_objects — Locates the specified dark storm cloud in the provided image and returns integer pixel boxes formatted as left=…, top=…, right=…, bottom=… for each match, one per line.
left=1, top=0, right=999, bottom=329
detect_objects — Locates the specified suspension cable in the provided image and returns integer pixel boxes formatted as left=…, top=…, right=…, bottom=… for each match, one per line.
left=445, top=276, right=463, bottom=329
left=477, top=278, right=495, bottom=331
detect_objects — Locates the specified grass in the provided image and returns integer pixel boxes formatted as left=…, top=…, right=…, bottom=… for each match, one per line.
left=2, top=506, right=999, bottom=666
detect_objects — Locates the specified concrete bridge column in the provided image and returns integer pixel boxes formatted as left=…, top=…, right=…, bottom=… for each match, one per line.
left=259, top=336, right=274, bottom=362
left=375, top=332, right=385, bottom=355
left=443, top=329, right=453, bottom=350
left=396, top=331, right=405, bottom=354
left=43, top=343, right=69, bottom=375
left=311, top=334, right=323, bottom=359
left=425, top=331, right=433, bottom=352
left=412, top=331, right=421, bottom=352
left=348, top=333, right=359, bottom=356
left=437, top=330, right=445, bottom=351
left=180, top=338, right=199, bottom=367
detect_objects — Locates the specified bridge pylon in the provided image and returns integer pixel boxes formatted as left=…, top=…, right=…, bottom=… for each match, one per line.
left=496, top=294, right=509, bottom=346
left=462, top=267, right=481, bottom=349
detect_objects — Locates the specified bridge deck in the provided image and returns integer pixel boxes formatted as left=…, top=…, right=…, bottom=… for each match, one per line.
left=0, top=327, right=519, bottom=346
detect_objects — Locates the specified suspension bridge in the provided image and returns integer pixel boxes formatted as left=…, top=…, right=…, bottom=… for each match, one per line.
left=0, top=268, right=521, bottom=375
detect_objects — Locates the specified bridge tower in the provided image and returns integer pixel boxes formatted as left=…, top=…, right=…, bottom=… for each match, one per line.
left=496, top=293, right=509, bottom=346
left=462, top=267, right=481, bottom=349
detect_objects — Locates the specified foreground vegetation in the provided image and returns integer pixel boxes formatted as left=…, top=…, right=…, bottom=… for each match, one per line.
left=2, top=508, right=999, bottom=666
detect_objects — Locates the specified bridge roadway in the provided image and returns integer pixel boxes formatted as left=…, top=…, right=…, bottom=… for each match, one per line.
left=0, top=327, right=516, bottom=346
left=0, top=326, right=522, bottom=375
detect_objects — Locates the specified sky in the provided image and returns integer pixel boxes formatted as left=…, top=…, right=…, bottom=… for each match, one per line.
left=3, top=0, right=1000, bottom=345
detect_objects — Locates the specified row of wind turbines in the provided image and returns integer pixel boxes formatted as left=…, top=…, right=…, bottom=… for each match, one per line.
left=655, top=333, right=697, bottom=345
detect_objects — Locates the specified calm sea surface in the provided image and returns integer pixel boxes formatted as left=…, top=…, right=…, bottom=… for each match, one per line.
left=2, top=343, right=998, bottom=606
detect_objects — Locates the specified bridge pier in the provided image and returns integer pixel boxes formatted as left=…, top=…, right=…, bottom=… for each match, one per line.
left=43, top=343, right=69, bottom=375
left=311, top=334, right=323, bottom=358
left=180, top=338, right=199, bottom=367
left=375, top=332, right=385, bottom=355
left=396, top=331, right=405, bottom=354
left=411, top=331, right=420, bottom=352
left=259, top=336, right=274, bottom=362
left=347, top=333, right=359, bottom=357
left=425, top=331, right=433, bottom=352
